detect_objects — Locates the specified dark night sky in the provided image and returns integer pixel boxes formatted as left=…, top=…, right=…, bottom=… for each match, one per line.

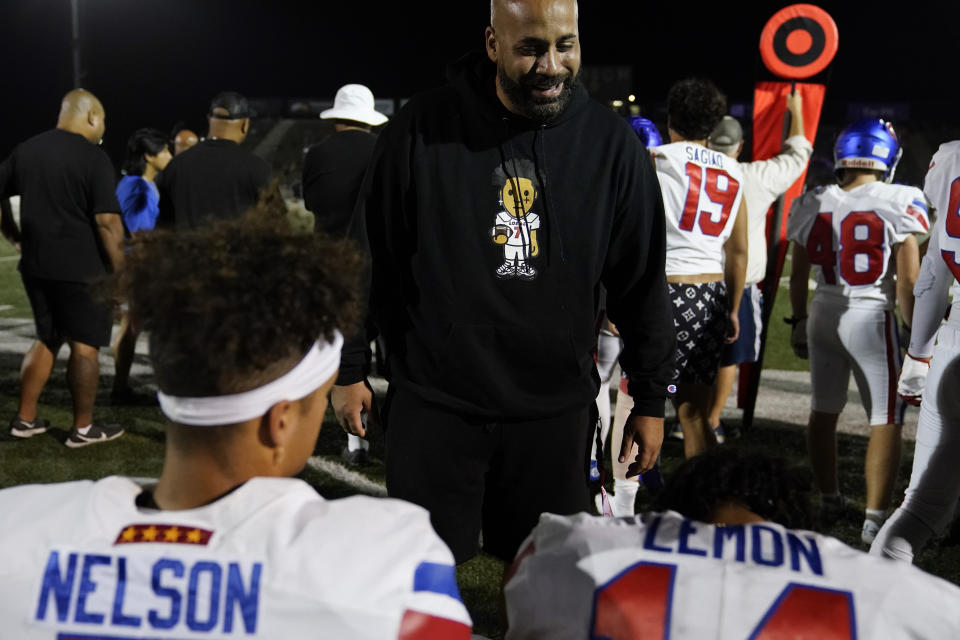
left=0, top=0, right=955, bottom=165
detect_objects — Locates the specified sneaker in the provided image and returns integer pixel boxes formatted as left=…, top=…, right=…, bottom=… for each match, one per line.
left=712, top=420, right=740, bottom=444
left=340, top=446, right=370, bottom=467
left=594, top=491, right=617, bottom=516
left=9, top=415, right=50, bottom=438
left=668, top=421, right=684, bottom=440
left=495, top=262, right=515, bottom=279
left=65, top=423, right=125, bottom=448
left=861, top=518, right=882, bottom=545
left=516, top=263, right=537, bottom=281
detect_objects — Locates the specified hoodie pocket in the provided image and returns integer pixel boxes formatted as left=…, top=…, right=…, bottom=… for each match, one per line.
left=436, top=322, right=587, bottom=407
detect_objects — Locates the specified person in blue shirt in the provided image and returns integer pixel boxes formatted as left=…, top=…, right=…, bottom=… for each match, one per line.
left=113, top=128, right=171, bottom=402
left=116, top=128, right=171, bottom=234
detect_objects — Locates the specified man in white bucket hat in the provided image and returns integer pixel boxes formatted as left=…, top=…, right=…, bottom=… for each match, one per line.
left=303, top=84, right=388, bottom=467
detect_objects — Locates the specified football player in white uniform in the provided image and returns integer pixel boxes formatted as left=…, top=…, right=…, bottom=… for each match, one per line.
left=706, top=91, right=814, bottom=439
left=504, top=448, right=960, bottom=639
left=606, top=79, right=747, bottom=517
left=871, top=140, right=960, bottom=562
left=0, top=215, right=471, bottom=638
left=787, top=118, right=929, bottom=545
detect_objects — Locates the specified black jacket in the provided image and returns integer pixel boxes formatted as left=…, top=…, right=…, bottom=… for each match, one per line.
left=347, top=51, right=675, bottom=420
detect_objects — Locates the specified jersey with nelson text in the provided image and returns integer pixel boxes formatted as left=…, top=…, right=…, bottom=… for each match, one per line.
left=652, top=142, right=745, bottom=276
left=787, top=182, right=930, bottom=309
left=504, top=511, right=960, bottom=640
left=0, top=476, right=471, bottom=640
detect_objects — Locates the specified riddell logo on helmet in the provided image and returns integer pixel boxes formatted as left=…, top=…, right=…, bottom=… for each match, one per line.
left=841, top=158, right=882, bottom=168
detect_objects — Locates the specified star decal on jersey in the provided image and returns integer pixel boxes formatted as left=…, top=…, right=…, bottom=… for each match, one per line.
left=114, top=523, right=214, bottom=546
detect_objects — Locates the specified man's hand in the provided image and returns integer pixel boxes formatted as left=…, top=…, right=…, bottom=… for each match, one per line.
left=786, top=89, right=802, bottom=117
left=790, top=318, right=808, bottom=359
left=725, top=311, right=740, bottom=344
left=619, top=414, right=663, bottom=477
left=330, top=381, right=373, bottom=437
left=898, top=352, right=931, bottom=406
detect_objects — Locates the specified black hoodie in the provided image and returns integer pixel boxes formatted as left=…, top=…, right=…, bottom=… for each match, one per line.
left=349, top=51, right=675, bottom=420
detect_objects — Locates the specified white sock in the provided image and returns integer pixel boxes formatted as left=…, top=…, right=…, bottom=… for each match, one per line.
left=613, top=478, right=640, bottom=516
left=865, top=508, right=886, bottom=523
left=77, top=424, right=92, bottom=435
left=347, top=434, right=369, bottom=452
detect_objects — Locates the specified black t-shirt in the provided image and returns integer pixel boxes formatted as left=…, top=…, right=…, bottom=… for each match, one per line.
left=302, top=129, right=377, bottom=236
left=156, top=138, right=271, bottom=229
left=0, top=129, right=120, bottom=282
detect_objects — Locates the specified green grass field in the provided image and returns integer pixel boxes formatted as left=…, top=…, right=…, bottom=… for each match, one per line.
left=0, top=238, right=956, bottom=638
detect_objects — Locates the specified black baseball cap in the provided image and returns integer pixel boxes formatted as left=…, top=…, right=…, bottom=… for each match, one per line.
left=208, top=91, right=250, bottom=120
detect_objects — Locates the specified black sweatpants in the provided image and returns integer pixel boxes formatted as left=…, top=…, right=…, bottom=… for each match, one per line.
left=384, top=385, right=594, bottom=564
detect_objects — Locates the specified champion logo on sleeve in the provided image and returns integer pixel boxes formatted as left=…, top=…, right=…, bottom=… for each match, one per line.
left=113, top=524, right=214, bottom=546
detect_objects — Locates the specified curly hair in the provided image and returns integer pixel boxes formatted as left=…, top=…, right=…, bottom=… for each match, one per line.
left=114, top=210, right=362, bottom=397
left=654, top=447, right=815, bottom=530
left=666, top=78, right=727, bottom=141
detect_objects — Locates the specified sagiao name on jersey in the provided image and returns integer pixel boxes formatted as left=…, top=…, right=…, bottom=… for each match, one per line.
left=683, top=145, right=729, bottom=170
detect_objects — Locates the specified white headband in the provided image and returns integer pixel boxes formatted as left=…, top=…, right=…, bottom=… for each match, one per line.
left=157, top=331, right=343, bottom=426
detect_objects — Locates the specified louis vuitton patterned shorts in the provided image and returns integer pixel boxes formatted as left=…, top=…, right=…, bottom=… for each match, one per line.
left=668, top=281, right=729, bottom=385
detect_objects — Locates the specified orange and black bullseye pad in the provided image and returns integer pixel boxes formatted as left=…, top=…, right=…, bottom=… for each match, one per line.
left=759, top=4, right=838, bottom=79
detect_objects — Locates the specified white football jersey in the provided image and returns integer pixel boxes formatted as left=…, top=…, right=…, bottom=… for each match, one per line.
left=504, top=511, right=960, bottom=640
left=495, top=211, right=540, bottom=247
left=927, top=141, right=960, bottom=296
left=787, top=182, right=930, bottom=309
left=652, top=142, right=745, bottom=276
left=0, top=476, right=471, bottom=639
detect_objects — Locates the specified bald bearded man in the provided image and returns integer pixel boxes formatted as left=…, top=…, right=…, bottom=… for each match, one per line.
left=0, top=89, right=126, bottom=447
left=344, top=0, right=674, bottom=566
left=173, top=128, right=198, bottom=155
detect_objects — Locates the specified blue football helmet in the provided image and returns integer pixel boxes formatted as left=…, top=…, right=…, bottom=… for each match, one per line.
left=626, top=116, right=663, bottom=148
left=834, top=118, right=902, bottom=183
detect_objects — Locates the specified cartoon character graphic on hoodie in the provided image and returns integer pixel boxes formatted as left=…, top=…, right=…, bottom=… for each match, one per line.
left=490, top=160, right=541, bottom=281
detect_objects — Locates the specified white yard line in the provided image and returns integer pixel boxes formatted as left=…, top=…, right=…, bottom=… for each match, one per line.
left=306, top=456, right=387, bottom=496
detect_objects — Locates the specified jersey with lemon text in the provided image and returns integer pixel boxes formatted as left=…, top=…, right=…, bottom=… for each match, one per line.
left=787, top=182, right=929, bottom=309
left=504, top=511, right=960, bottom=640
left=0, top=476, right=471, bottom=639
left=651, top=142, right=745, bottom=276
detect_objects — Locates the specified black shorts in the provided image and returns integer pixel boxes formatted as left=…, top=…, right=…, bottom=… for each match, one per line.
left=383, top=385, right=593, bottom=563
left=669, top=281, right=729, bottom=386
left=22, top=275, right=112, bottom=348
